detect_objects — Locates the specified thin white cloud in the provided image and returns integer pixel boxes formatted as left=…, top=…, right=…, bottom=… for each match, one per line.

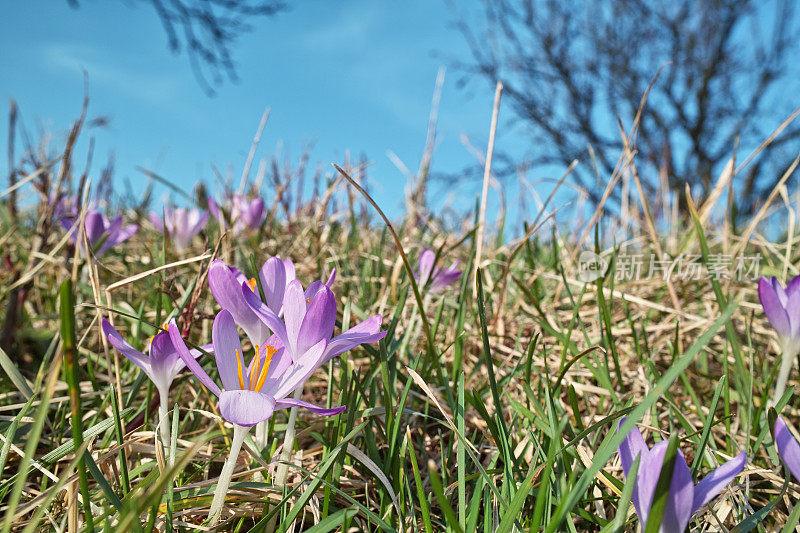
left=40, top=42, right=181, bottom=107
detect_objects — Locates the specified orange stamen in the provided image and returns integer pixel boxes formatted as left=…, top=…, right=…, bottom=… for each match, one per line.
left=253, top=345, right=276, bottom=391
left=249, top=344, right=261, bottom=391
left=148, top=322, right=171, bottom=347
left=247, top=278, right=258, bottom=292
left=235, top=349, right=246, bottom=390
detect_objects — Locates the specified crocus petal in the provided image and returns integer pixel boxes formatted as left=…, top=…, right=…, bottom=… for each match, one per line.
left=170, top=343, right=210, bottom=384
left=787, top=275, right=800, bottom=299
left=189, top=343, right=214, bottom=359
left=618, top=418, right=648, bottom=477
left=102, top=319, right=151, bottom=375
left=787, top=291, right=800, bottom=339
left=272, top=338, right=327, bottom=399
left=84, top=211, right=108, bottom=245
left=230, top=266, right=249, bottom=286
left=212, top=310, right=245, bottom=391
left=60, top=215, right=77, bottom=234
left=283, top=259, right=296, bottom=284
left=660, top=450, right=694, bottom=533
left=246, top=198, right=266, bottom=227
left=775, top=417, right=800, bottom=482
left=219, top=390, right=276, bottom=427
left=282, top=280, right=307, bottom=357
left=433, top=265, right=462, bottom=288
left=243, top=284, right=291, bottom=349
left=208, top=195, right=224, bottom=226
left=259, top=257, right=287, bottom=314
left=692, top=451, right=746, bottom=513
left=326, top=268, right=336, bottom=288
left=323, top=315, right=386, bottom=362
left=149, top=212, right=164, bottom=231
left=635, top=440, right=666, bottom=526
left=275, top=398, right=346, bottom=416
left=191, top=210, right=209, bottom=235
left=98, top=215, right=122, bottom=249
left=209, top=259, right=269, bottom=346
left=418, top=248, right=435, bottom=286
left=100, top=223, right=137, bottom=254
left=759, top=277, right=791, bottom=338
left=148, top=332, right=184, bottom=390
left=297, top=286, right=337, bottom=357
left=631, top=442, right=694, bottom=533
left=773, top=277, right=789, bottom=306
left=149, top=332, right=178, bottom=365
left=617, top=419, right=648, bottom=522
left=168, top=321, right=222, bottom=397
left=304, top=281, right=325, bottom=301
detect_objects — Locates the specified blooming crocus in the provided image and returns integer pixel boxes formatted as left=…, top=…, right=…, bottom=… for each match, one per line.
left=208, top=194, right=266, bottom=236
left=416, top=248, right=462, bottom=291
left=102, top=319, right=207, bottom=453
left=149, top=207, right=208, bottom=252
left=617, top=418, right=746, bottom=533
left=759, top=276, right=800, bottom=402
left=209, top=255, right=316, bottom=452
left=758, top=276, right=800, bottom=349
left=168, top=311, right=345, bottom=524
left=231, top=194, right=266, bottom=235
left=60, top=208, right=138, bottom=256
left=774, top=416, right=800, bottom=482
left=243, top=274, right=387, bottom=485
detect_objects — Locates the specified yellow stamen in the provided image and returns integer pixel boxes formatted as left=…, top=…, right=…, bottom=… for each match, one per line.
left=249, top=344, right=261, bottom=391
left=235, top=349, right=246, bottom=390
left=247, top=278, right=258, bottom=291
left=253, top=345, right=276, bottom=392
left=148, top=322, right=171, bottom=347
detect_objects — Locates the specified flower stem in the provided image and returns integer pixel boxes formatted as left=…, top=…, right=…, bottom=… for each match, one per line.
left=157, top=393, right=171, bottom=464
left=209, top=424, right=248, bottom=526
left=274, top=387, right=303, bottom=486
left=774, top=347, right=799, bottom=405
left=255, top=420, right=268, bottom=451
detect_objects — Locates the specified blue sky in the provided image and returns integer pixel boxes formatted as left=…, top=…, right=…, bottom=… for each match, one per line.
left=0, top=1, right=530, bottom=220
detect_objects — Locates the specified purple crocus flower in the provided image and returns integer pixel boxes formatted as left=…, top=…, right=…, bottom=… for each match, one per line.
left=168, top=311, right=344, bottom=523
left=149, top=207, right=208, bottom=252
left=169, top=311, right=344, bottom=425
left=243, top=269, right=385, bottom=485
left=231, top=194, right=266, bottom=236
left=775, top=416, right=800, bottom=482
left=416, top=248, right=462, bottom=291
left=208, top=193, right=266, bottom=236
left=208, top=257, right=299, bottom=347
left=50, top=193, right=78, bottom=221
left=102, top=318, right=206, bottom=451
left=617, top=418, right=746, bottom=533
left=759, top=276, right=800, bottom=402
left=60, top=209, right=138, bottom=256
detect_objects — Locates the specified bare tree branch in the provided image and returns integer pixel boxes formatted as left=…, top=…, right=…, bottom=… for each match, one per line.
left=450, top=0, right=800, bottom=215
left=69, top=0, right=286, bottom=96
